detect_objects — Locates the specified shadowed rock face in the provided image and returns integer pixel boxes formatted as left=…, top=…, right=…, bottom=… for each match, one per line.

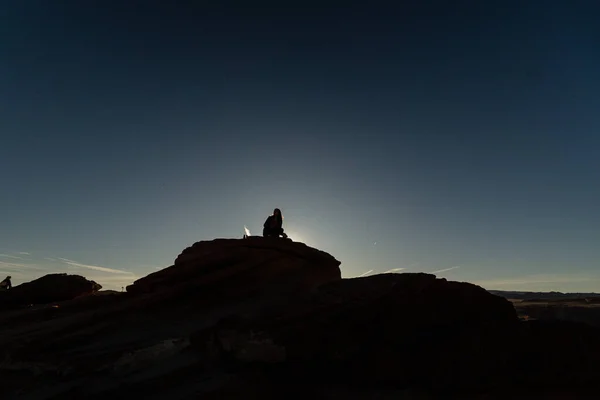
left=127, top=237, right=342, bottom=298
left=0, top=273, right=100, bottom=310
left=191, top=273, right=521, bottom=392
left=2, top=240, right=600, bottom=399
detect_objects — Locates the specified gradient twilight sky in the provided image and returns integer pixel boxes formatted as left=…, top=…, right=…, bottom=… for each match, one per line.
left=1, top=2, right=599, bottom=291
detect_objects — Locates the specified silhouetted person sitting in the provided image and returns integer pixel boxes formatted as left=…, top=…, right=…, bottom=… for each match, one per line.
left=263, top=208, right=288, bottom=238
left=0, top=276, right=12, bottom=291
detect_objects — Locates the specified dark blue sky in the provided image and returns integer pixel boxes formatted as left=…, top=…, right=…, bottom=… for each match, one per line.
left=1, top=1, right=599, bottom=291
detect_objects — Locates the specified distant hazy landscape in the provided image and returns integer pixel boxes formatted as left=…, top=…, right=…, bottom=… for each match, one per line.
left=490, top=290, right=600, bottom=300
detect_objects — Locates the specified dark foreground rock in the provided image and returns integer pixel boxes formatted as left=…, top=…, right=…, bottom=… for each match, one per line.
left=191, top=273, right=521, bottom=392
left=0, top=273, right=100, bottom=310
left=1, top=239, right=600, bottom=399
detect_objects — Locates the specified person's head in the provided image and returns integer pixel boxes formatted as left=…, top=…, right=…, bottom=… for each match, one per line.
left=273, top=208, right=283, bottom=219
left=6, top=276, right=11, bottom=280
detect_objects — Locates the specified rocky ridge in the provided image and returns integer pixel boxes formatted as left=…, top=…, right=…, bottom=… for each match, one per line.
left=0, top=238, right=599, bottom=399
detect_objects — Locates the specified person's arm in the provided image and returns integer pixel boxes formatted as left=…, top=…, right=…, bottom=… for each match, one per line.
left=264, top=216, right=272, bottom=228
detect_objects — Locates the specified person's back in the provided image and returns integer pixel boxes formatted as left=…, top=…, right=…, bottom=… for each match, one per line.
left=263, top=208, right=287, bottom=238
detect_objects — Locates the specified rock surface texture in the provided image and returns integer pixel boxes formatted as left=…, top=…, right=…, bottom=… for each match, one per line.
left=127, top=237, right=342, bottom=297
left=0, top=273, right=100, bottom=310
left=1, top=238, right=599, bottom=399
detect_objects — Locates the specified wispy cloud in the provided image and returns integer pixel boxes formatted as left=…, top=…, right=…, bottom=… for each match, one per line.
left=431, top=266, right=461, bottom=274
left=383, top=262, right=419, bottom=274
left=58, top=258, right=132, bottom=275
left=0, top=261, right=46, bottom=271
left=0, top=254, right=22, bottom=260
left=17, top=252, right=30, bottom=256
left=358, top=270, right=373, bottom=277
left=44, top=257, right=57, bottom=262
left=383, top=268, right=405, bottom=273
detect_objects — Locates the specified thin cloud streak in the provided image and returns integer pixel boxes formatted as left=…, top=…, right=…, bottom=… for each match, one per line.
left=0, top=261, right=46, bottom=271
left=17, top=252, right=31, bottom=255
left=383, top=262, right=419, bottom=274
left=0, top=254, right=22, bottom=260
left=384, top=268, right=405, bottom=273
left=358, top=270, right=373, bottom=277
left=58, top=258, right=133, bottom=275
left=431, top=266, right=461, bottom=274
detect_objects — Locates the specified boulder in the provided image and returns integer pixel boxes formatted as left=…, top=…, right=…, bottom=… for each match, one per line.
left=191, top=273, right=521, bottom=391
left=126, top=238, right=342, bottom=301
left=0, top=273, right=101, bottom=310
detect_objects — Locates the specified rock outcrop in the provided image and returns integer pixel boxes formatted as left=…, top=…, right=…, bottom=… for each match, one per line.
left=191, top=273, right=521, bottom=392
left=127, top=237, right=342, bottom=299
left=0, top=273, right=100, bottom=310
left=1, top=238, right=600, bottom=399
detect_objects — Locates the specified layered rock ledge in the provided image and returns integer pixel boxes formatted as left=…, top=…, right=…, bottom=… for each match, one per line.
left=127, top=237, right=342, bottom=298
